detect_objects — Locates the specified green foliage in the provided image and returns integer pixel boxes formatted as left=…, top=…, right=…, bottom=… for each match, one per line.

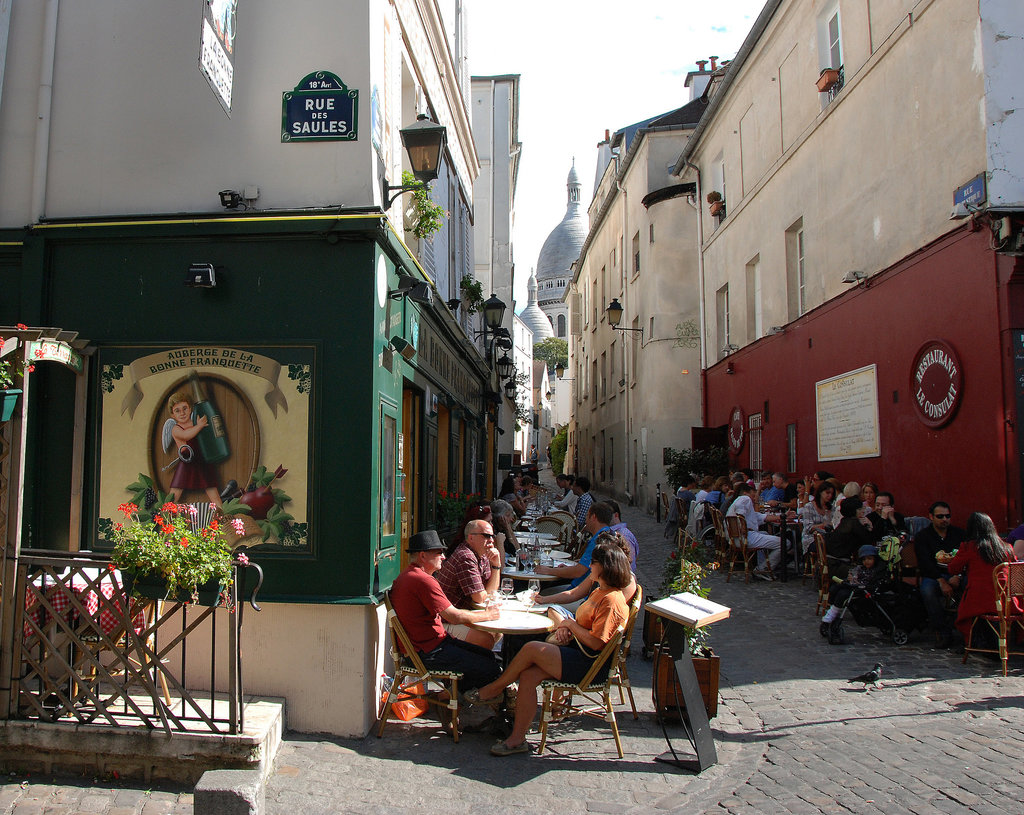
left=660, top=532, right=715, bottom=651
left=437, top=490, right=482, bottom=530
left=0, top=327, right=33, bottom=389
left=402, top=171, right=446, bottom=240
left=549, top=426, right=568, bottom=475
left=459, top=276, right=484, bottom=313
left=533, top=337, right=568, bottom=374
left=664, top=446, right=730, bottom=490
left=109, top=501, right=236, bottom=603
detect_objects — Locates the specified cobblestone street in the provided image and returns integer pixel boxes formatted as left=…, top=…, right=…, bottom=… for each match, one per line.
left=2, top=485, right=1023, bottom=814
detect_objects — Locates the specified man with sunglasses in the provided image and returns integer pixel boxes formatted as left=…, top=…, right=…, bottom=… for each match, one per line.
left=438, top=519, right=504, bottom=647
left=914, top=501, right=966, bottom=648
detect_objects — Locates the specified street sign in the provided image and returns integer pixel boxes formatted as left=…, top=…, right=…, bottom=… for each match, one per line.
left=282, top=72, right=358, bottom=142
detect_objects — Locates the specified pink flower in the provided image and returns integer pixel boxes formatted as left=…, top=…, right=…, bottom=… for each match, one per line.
left=230, top=518, right=246, bottom=535
left=186, top=504, right=199, bottom=518
left=237, top=553, right=250, bottom=566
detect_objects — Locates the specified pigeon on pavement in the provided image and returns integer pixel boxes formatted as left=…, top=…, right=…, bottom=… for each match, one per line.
left=848, top=662, right=883, bottom=690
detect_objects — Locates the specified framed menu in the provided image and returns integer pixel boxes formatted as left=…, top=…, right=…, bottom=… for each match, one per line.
left=815, top=365, right=881, bottom=461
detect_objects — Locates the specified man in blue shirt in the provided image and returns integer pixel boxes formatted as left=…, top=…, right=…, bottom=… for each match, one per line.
left=572, top=476, right=593, bottom=529
left=606, top=499, right=638, bottom=571
left=536, top=501, right=613, bottom=589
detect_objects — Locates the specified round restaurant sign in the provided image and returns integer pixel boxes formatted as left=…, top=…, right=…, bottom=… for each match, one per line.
left=728, top=405, right=745, bottom=455
left=910, top=340, right=963, bottom=428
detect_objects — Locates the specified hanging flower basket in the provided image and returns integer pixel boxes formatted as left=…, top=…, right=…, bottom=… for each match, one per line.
left=1, top=389, right=22, bottom=422
left=816, top=68, right=840, bottom=93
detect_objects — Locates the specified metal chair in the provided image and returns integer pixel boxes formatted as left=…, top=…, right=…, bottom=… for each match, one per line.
left=674, top=497, right=689, bottom=548
left=813, top=532, right=831, bottom=615
left=962, top=562, right=1024, bottom=676
left=378, top=593, right=463, bottom=742
left=537, top=626, right=626, bottom=757
left=609, top=586, right=643, bottom=719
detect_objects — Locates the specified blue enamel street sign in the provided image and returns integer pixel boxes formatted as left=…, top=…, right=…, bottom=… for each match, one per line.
left=282, top=71, right=358, bottom=142
left=953, top=173, right=986, bottom=209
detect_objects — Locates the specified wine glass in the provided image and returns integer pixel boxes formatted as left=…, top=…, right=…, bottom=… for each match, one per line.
left=500, top=577, right=514, bottom=601
left=527, top=578, right=541, bottom=605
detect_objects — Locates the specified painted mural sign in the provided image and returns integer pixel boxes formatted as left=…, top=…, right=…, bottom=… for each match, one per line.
left=96, top=344, right=314, bottom=554
left=282, top=72, right=359, bottom=142
left=815, top=365, right=881, bottom=461
left=910, top=340, right=962, bottom=428
left=199, top=0, right=237, bottom=115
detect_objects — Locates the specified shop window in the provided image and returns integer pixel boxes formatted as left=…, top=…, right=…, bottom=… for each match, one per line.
left=787, top=423, right=797, bottom=473
left=748, top=413, right=763, bottom=473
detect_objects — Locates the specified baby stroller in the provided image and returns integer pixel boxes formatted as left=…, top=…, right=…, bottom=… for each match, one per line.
left=822, top=537, right=929, bottom=645
left=823, top=577, right=929, bottom=645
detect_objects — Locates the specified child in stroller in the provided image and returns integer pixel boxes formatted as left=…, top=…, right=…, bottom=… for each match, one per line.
left=819, top=541, right=929, bottom=644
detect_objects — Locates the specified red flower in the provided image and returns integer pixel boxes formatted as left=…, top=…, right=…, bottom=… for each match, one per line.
left=26, top=365, right=35, bottom=373
left=16, top=323, right=27, bottom=330
left=107, top=563, right=116, bottom=572
left=180, top=538, right=188, bottom=547
left=117, top=502, right=139, bottom=517
left=34, top=349, right=44, bottom=358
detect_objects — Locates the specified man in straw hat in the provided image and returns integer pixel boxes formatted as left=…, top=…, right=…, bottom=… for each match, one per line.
left=389, top=530, right=501, bottom=689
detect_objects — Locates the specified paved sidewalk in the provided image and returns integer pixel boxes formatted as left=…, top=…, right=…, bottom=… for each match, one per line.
left=3, top=485, right=1023, bottom=813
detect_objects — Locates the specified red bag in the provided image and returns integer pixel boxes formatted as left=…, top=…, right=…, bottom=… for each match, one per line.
left=383, top=681, right=429, bottom=721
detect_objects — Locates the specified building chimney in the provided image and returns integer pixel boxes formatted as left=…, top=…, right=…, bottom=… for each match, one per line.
left=709, top=55, right=719, bottom=70
left=696, top=60, right=708, bottom=72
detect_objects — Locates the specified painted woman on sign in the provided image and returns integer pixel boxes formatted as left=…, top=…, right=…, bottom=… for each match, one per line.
left=163, top=391, right=222, bottom=507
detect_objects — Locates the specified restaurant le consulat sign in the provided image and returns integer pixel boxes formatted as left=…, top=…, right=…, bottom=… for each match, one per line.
left=910, top=340, right=962, bottom=428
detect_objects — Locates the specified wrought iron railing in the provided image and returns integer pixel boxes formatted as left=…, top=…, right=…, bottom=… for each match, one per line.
left=0, top=550, right=261, bottom=735
left=828, top=65, right=845, bottom=103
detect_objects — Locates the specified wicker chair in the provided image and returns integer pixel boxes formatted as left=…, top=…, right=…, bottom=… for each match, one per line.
left=962, top=562, right=1024, bottom=676
left=534, top=516, right=568, bottom=539
left=724, top=514, right=760, bottom=583
left=537, top=626, right=626, bottom=757
left=706, top=506, right=729, bottom=565
left=378, top=593, right=462, bottom=742
left=609, top=586, right=643, bottom=719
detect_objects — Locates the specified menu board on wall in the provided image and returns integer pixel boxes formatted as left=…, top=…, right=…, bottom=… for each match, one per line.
left=815, top=365, right=881, bottom=461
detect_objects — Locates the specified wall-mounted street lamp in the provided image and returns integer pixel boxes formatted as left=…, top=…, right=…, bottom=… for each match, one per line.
left=384, top=115, right=448, bottom=208
left=554, top=362, right=576, bottom=381
left=503, top=379, right=517, bottom=400
left=495, top=353, right=514, bottom=379
left=606, top=298, right=644, bottom=343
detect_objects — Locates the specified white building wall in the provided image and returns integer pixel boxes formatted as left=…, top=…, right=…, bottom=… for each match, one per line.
left=982, top=0, right=1024, bottom=208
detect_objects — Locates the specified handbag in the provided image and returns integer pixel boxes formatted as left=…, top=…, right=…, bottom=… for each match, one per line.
left=382, top=680, right=429, bottom=721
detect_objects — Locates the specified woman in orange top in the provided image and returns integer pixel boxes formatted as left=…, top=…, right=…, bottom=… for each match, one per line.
left=466, top=545, right=630, bottom=756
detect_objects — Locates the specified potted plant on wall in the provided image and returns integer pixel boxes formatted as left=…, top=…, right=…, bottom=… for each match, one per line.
left=459, top=275, right=485, bottom=314
left=706, top=190, right=726, bottom=218
left=817, top=66, right=840, bottom=93
left=0, top=325, right=34, bottom=421
left=108, top=500, right=248, bottom=606
left=402, top=170, right=446, bottom=241
left=652, top=534, right=721, bottom=720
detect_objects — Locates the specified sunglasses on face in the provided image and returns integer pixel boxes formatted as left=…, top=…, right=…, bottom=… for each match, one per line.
left=933, top=513, right=951, bottom=520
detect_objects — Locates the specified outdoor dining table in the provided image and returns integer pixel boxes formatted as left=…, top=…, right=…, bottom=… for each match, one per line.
left=500, top=568, right=563, bottom=583
left=23, top=568, right=148, bottom=640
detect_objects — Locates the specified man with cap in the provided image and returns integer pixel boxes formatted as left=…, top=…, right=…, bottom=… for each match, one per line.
left=389, top=530, right=502, bottom=689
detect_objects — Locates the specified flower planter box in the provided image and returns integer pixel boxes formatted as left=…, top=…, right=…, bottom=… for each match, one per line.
left=653, top=644, right=720, bottom=720
left=122, top=571, right=225, bottom=606
left=709, top=201, right=725, bottom=217
left=1, top=389, right=22, bottom=421
left=817, top=68, right=840, bottom=93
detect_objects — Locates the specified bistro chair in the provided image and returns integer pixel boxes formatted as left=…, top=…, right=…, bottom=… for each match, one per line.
left=548, top=510, right=575, bottom=527
left=962, top=562, right=1024, bottom=676
left=378, top=593, right=463, bottom=742
left=537, top=625, right=626, bottom=758
left=534, top=516, right=568, bottom=539
left=724, top=515, right=760, bottom=583
left=674, top=497, right=689, bottom=548
left=610, top=585, right=643, bottom=719
left=813, top=532, right=831, bottom=616
left=706, top=506, right=729, bottom=563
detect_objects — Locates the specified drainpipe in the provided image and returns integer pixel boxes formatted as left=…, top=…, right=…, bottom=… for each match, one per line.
left=30, top=0, right=60, bottom=223
left=614, top=158, right=632, bottom=503
left=679, top=157, right=707, bottom=426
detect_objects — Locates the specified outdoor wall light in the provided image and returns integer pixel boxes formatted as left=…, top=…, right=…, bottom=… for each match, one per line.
left=388, top=273, right=434, bottom=306
left=768, top=326, right=786, bottom=335
left=606, top=298, right=644, bottom=342
left=482, top=293, right=507, bottom=331
left=726, top=361, right=735, bottom=375
left=722, top=343, right=739, bottom=355
left=842, top=270, right=869, bottom=286
left=390, top=336, right=416, bottom=361
left=503, top=379, right=517, bottom=400
left=495, top=353, right=514, bottom=379
left=554, top=362, right=576, bottom=381
left=186, top=263, right=217, bottom=288
left=384, top=114, right=448, bottom=208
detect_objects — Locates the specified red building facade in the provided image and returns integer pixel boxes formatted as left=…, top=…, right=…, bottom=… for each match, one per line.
left=705, top=224, right=1024, bottom=528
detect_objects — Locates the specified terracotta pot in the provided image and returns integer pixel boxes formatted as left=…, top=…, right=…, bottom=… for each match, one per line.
left=653, top=645, right=720, bottom=720
left=817, top=68, right=840, bottom=92
left=710, top=200, right=725, bottom=217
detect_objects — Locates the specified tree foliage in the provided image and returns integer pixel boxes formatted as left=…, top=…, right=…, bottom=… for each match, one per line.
left=549, top=426, right=568, bottom=475
left=533, top=337, right=568, bottom=374
left=663, top=446, right=730, bottom=490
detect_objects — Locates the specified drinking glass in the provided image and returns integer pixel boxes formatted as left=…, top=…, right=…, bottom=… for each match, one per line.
left=500, top=577, right=514, bottom=600
left=527, top=578, right=540, bottom=596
